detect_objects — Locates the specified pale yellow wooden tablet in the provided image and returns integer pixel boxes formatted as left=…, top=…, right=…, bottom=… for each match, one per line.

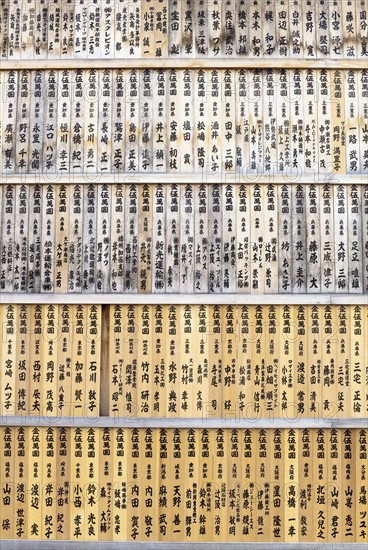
left=41, top=426, right=57, bottom=540
left=269, top=305, right=281, bottom=420
left=319, top=185, right=334, bottom=293
left=13, top=426, right=26, bottom=539
left=15, top=304, right=29, bottom=416
left=97, top=70, right=112, bottom=173
left=26, top=184, right=41, bottom=293
left=179, top=184, right=193, bottom=292
left=305, top=184, right=321, bottom=293
left=342, top=428, right=355, bottom=540
left=85, top=305, right=101, bottom=418
left=84, top=427, right=99, bottom=540
left=0, top=1, right=11, bottom=59
left=351, top=305, right=365, bottom=416
left=28, top=426, right=42, bottom=540
left=299, top=428, right=313, bottom=542
left=342, top=0, right=358, bottom=58
left=69, top=184, right=84, bottom=292
left=348, top=185, right=363, bottom=294
left=362, top=186, right=368, bottom=292
left=278, top=185, right=292, bottom=294
left=56, top=427, right=71, bottom=540
left=223, top=305, right=237, bottom=420
left=210, top=304, right=223, bottom=419
left=321, top=305, right=335, bottom=420
left=165, top=184, right=179, bottom=293
left=28, top=305, right=42, bottom=418
left=229, top=428, right=242, bottom=541
left=137, top=304, right=152, bottom=418
left=221, top=68, right=236, bottom=175
left=110, top=184, right=125, bottom=294
left=123, top=304, right=137, bottom=419
left=241, top=428, right=254, bottom=542
left=125, top=185, right=139, bottom=292
left=69, top=70, right=84, bottom=173
left=208, top=184, right=222, bottom=292
left=112, top=427, right=127, bottom=540
left=54, top=185, right=69, bottom=293
left=2, top=72, right=18, bottom=174
left=1, top=185, right=15, bottom=291
left=92, top=186, right=110, bottom=296
left=43, top=304, right=58, bottom=417
left=328, top=427, right=342, bottom=542
left=316, top=0, right=329, bottom=58
left=208, top=70, right=221, bottom=177
left=99, top=427, right=113, bottom=541
left=158, top=428, right=168, bottom=541
left=60, top=0, right=74, bottom=59
left=109, top=305, right=123, bottom=418
left=138, top=184, right=153, bottom=293
left=236, top=184, right=250, bottom=294
left=284, top=428, right=299, bottom=542
left=356, top=428, right=367, bottom=542
left=13, top=183, right=22, bottom=293
left=70, top=305, right=85, bottom=417
left=16, top=184, right=30, bottom=293
left=166, top=305, right=179, bottom=419
left=196, top=427, right=209, bottom=542
left=280, top=305, right=293, bottom=421
left=345, top=68, right=360, bottom=175
left=81, top=184, right=96, bottom=293
left=1, top=305, right=16, bottom=416
left=15, top=69, right=31, bottom=173
left=211, top=427, right=225, bottom=541
left=265, top=184, right=278, bottom=293
left=68, top=427, right=83, bottom=540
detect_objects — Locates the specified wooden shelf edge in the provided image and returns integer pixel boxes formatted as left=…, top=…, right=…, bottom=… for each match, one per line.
left=1, top=58, right=368, bottom=70
left=0, top=416, right=367, bottom=429
left=1, top=174, right=368, bottom=185
left=0, top=541, right=367, bottom=548
left=0, top=294, right=367, bottom=305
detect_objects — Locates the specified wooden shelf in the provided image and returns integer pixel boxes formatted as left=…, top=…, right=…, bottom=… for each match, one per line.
left=0, top=293, right=367, bottom=305
left=1, top=174, right=368, bottom=185
left=0, top=416, right=367, bottom=429
left=1, top=58, right=368, bottom=70
left=1, top=541, right=367, bottom=549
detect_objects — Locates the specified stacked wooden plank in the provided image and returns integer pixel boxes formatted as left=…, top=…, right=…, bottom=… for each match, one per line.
left=1, top=68, right=368, bottom=176
left=0, top=426, right=367, bottom=542
left=1, top=303, right=367, bottom=420
left=0, top=183, right=367, bottom=294
left=1, top=0, right=367, bottom=60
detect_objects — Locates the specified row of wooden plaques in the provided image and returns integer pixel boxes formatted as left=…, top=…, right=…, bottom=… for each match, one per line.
left=0, top=426, right=367, bottom=542
left=1, top=0, right=368, bottom=60
left=0, top=183, right=367, bottom=294
left=0, top=303, right=367, bottom=419
left=2, top=68, right=368, bottom=176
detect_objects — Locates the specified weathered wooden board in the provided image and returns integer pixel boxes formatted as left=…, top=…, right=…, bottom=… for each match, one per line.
left=1, top=0, right=368, bottom=60
left=1, top=69, right=368, bottom=176
left=0, top=183, right=367, bottom=294
left=0, top=304, right=367, bottom=420
left=0, top=426, right=366, bottom=542
left=0, top=2, right=367, bottom=548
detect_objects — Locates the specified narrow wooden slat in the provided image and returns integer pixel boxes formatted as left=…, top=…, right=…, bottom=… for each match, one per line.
left=3, top=415, right=365, bottom=430
left=1, top=292, right=367, bottom=305
left=41, top=184, right=56, bottom=293
left=1, top=174, right=368, bottom=185
left=2, top=57, right=368, bottom=69
left=0, top=539, right=367, bottom=548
